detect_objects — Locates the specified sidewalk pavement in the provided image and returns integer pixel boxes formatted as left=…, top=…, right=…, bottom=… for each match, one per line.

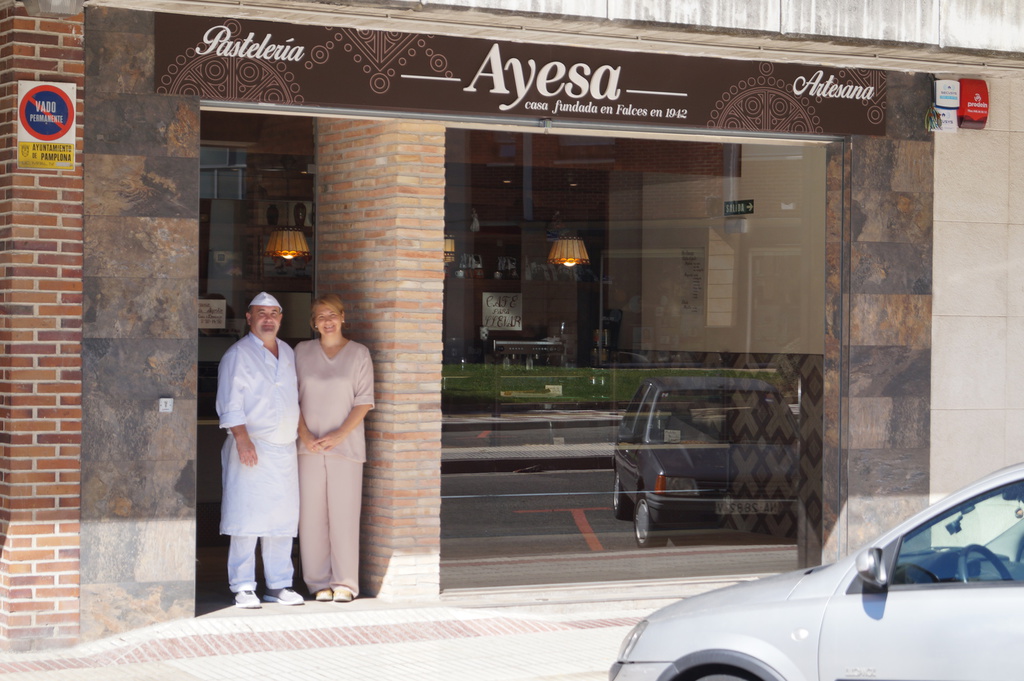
left=0, top=578, right=746, bottom=681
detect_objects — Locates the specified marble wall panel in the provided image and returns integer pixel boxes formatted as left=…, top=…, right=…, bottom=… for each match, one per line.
left=83, top=277, right=197, bottom=339
left=885, top=72, right=934, bottom=143
left=851, top=190, right=932, bottom=244
left=81, top=460, right=195, bottom=521
left=891, top=140, right=934, bottom=194
left=848, top=448, right=930, bottom=497
left=81, top=519, right=195, bottom=584
left=84, top=216, right=196, bottom=279
left=84, top=8, right=154, bottom=96
left=932, top=221, right=1007, bottom=317
left=931, top=409, right=1006, bottom=498
left=86, top=94, right=198, bottom=158
left=850, top=293, right=931, bottom=348
left=84, top=155, right=198, bottom=219
left=86, top=6, right=153, bottom=36
left=82, top=338, right=197, bottom=399
left=850, top=242, right=931, bottom=295
left=80, top=580, right=193, bottom=642
left=933, top=130, right=1010, bottom=225
left=851, top=137, right=896, bottom=192
left=931, top=315, right=1006, bottom=411
left=1010, top=132, right=1024, bottom=223
left=845, top=491, right=929, bottom=550
left=81, top=5, right=201, bottom=639
left=848, top=346, right=930, bottom=398
left=848, top=397, right=930, bottom=450
left=82, top=398, right=196, bottom=463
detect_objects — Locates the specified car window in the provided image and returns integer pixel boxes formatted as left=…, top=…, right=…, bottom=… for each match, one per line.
left=892, top=480, right=1024, bottom=585
left=651, top=388, right=795, bottom=445
left=619, top=385, right=651, bottom=443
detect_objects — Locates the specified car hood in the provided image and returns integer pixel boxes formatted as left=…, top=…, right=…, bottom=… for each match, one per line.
left=648, top=570, right=808, bottom=623
left=646, top=559, right=850, bottom=625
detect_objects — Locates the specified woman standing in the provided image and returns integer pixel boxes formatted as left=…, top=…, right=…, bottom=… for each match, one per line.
left=295, top=294, right=374, bottom=602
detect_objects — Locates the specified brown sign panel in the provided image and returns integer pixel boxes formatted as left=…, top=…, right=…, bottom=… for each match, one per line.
left=155, top=14, right=886, bottom=136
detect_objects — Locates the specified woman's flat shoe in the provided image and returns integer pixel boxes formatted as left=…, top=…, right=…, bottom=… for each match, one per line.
left=315, top=588, right=333, bottom=602
left=333, top=588, right=354, bottom=602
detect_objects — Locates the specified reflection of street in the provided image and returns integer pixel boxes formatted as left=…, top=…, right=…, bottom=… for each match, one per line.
left=440, top=469, right=797, bottom=590
left=442, top=410, right=619, bottom=475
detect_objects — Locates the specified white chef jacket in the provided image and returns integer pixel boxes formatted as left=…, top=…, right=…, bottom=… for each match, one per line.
left=216, top=332, right=300, bottom=537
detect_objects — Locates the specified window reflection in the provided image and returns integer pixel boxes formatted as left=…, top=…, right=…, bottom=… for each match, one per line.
left=441, top=130, right=826, bottom=589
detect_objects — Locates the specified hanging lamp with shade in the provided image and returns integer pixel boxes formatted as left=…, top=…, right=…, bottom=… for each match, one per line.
left=548, top=235, right=590, bottom=267
left=546, top=211, right=590, bottom=267
left=264, top=226, right=311, bottom=260
left=265, top=202, right=312, bottom=260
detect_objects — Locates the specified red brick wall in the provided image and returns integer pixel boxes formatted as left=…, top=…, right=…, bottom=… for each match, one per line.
left=0, top=6, right=84, bottom=648
left=314, top=119, right=445, bottom=598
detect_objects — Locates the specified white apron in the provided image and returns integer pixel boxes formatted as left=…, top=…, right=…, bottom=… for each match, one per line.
left=220, top=437, right=300, bottom=537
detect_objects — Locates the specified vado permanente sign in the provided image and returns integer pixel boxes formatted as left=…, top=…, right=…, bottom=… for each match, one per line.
left=17, top=81, right=76, bottom=170
left=154, top=14, right=886, bottom=137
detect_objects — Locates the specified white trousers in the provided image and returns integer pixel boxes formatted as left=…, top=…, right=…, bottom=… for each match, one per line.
left=227, top=535, right=295, bottom=592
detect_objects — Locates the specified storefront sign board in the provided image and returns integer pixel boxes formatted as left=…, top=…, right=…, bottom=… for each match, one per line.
left=155, top=15, right=886, bottom=137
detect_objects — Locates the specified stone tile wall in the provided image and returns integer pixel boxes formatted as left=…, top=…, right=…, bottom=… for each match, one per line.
left=79, top=8, right=199, bottom=641
left=0, top=4, right=84, bottom=649
left=823, top=71, right=935, bottom=558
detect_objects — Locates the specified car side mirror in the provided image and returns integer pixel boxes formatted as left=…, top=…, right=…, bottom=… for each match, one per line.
left=618, top=423, right=633, bottom=443
left=855, top=547, right=888, bottom=589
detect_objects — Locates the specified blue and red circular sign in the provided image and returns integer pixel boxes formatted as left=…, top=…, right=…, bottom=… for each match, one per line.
left=19, top=84, right=75, bottom=141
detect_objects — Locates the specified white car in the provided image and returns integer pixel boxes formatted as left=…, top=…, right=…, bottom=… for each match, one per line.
left=611, top=462, right=1024, bottom=681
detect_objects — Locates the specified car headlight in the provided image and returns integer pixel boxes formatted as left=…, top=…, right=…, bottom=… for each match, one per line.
left=654, top=475, right=698, bottom=495
left=617, top=619, right=648, bottom=661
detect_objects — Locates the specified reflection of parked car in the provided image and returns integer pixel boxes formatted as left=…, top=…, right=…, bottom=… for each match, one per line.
left=613, top=376, right=798, bottom=547
left=611, top=463, right=1024, bottom=681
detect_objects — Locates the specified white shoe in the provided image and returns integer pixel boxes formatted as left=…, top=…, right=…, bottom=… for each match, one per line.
left=263, top=587, right=304, bottom=605
left=333, top=588, right=354, bottom=603
left=234, top=590, right=261, bottom=609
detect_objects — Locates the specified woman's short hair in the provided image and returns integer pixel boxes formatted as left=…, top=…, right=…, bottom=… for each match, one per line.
left=309, top=293, right=345, bottom=330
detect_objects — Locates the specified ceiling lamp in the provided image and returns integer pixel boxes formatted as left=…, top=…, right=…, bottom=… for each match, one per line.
left=548, top=235, right=590, bottom=267
left=265, top=227, right=311, bottom=260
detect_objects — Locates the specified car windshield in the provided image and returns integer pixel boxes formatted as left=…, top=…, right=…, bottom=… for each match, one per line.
left=648, top=389, right=795, bottom=446
left=892, top=480, right=1024, bottom=584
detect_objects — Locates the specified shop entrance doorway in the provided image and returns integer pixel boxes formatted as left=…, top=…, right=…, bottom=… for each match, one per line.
left=196, top=112, right=316, bottom=608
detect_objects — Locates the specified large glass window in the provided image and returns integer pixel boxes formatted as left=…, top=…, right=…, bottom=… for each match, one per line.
left=441, top=130, right=826, bottom=589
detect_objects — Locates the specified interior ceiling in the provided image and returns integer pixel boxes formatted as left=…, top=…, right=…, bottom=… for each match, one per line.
left=87, top=0, right=1024, bottom=77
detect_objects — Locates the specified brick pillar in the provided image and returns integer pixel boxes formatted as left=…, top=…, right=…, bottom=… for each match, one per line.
left=0, top=3, right=84, bottom=649
left=315, top=119, right=445, bottom=599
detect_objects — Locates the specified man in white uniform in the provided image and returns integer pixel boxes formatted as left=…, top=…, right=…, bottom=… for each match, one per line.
left=216, top=292, right=303, bottom=608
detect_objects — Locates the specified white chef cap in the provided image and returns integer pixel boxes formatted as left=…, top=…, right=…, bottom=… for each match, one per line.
left=249, top=292, right=282, bottom=310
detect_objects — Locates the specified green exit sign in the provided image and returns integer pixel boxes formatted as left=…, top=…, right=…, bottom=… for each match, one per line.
left=724, top=199, right=754, bottom=216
